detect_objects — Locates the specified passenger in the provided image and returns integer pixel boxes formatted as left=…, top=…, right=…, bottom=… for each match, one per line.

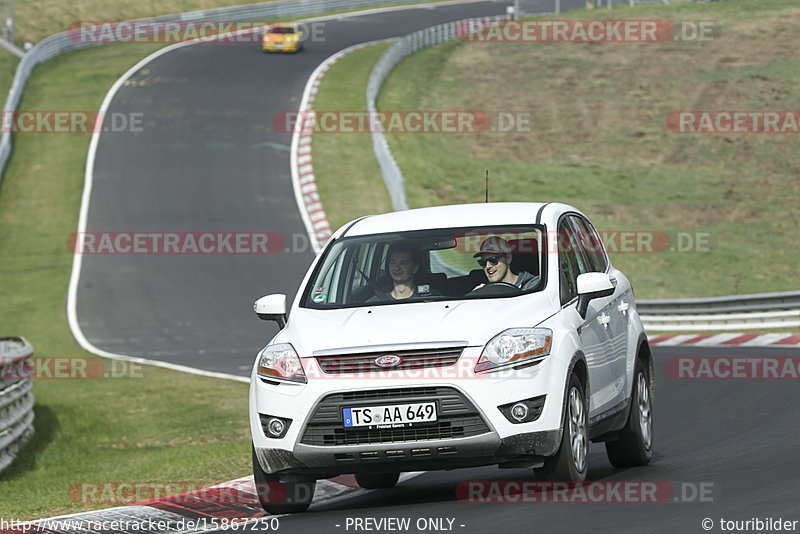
left=473, top=236, right=540, bottom=291
left=367, top=244, right=437, bottom=301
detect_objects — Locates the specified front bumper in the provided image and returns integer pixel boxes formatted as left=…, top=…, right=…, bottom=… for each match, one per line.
left=262, top=42, right=298, bottom=52
left=254, top=429, right=561, bottom=481
left=250, top=349, right=570, bottom=479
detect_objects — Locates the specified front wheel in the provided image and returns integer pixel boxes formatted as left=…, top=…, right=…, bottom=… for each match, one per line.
left=535, top=373, right=588, bottom=481
left=252, top=446, right=315, bottom=513
left=605, top=358, right=653, bottom=467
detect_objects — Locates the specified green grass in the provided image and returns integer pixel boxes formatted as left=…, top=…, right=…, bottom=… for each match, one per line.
left=0, top=0, right=470, bottom=520
left=1, top=0, right=797, bottom=520
left=0, top=43, right=254, bottom=520
left=359, top=0, right=799, bottom=299
left=0, top=365, right=251, bottom=520
left=0, top=49, right=20, bottom=112
left=310, top=43, right=394, bottom=231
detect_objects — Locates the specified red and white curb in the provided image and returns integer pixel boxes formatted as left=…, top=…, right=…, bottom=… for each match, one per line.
left=290, top=39, right=397, bottom=253
left=648, top=332, right=800, bottom=347
left=4, top=476, right=360, bottom=534
left=5, top=473, right=427, bottom=533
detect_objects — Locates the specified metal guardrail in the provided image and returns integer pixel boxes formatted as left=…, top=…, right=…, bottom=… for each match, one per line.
left=0, top=336, right=35, bottom=475
left=637, top=290, right=800, bottom=315
left=367, top=16, right=507, bottom=211
left=0, top=0, right=466, bottom=191
left=365, top=17, right=799, bottom=332
left=0, top=36, right=24, bottom=57
left=366, top=0, right=674, bottom=206
left=638, top=291, right=800, bottom=331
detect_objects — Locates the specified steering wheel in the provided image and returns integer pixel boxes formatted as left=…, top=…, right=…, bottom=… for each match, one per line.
left=469, top=282, right=522, bottom=296
left=353, top=262, right=392, bottom=300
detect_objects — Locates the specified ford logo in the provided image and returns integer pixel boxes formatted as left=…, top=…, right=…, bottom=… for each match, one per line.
left=374, top=355, right=402, bottom=368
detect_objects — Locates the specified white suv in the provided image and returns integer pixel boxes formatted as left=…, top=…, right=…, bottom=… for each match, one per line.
left=249, top=202, right=653, bottom=513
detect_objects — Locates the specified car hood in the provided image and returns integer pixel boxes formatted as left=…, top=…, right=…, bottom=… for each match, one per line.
left=276, top=293, right=557, bottom=356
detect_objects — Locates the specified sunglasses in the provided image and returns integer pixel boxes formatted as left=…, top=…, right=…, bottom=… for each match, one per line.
left=477, top=255, right=502, bottom=268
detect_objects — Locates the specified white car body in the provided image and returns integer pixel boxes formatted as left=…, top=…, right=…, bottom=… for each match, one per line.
left=249, top=202, right=653, bottom=510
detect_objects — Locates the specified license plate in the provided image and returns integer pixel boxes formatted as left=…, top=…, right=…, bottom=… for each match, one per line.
left=273, top=44, right=283, bottom=49
left=343, top=402, right=437, bottom=429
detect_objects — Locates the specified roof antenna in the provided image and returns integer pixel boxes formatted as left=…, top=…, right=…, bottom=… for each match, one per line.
left=485, top=170, right=489, bottom=203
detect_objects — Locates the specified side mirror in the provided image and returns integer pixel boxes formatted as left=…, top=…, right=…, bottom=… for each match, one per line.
left=576, top=273, right=615, bottom=319
left=254, top=294, right=287, bottom=328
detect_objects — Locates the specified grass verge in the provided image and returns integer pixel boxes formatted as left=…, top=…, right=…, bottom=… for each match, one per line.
left=0, top=49, right=19, bottom=105
left=0, top=43, right=252, bottom=520
left=311, top=0, right=800, bottom=299
left=310, top=43, right=394, bottom=231
left=0, top=0, right=477, bottom=520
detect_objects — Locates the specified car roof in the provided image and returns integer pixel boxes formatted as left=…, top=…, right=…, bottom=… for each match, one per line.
left=341, top=202, right=560, bottom=237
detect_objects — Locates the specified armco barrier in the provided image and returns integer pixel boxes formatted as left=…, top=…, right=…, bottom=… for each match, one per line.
left=365, top=19, right=798, bottom=331
left=366, top=16, right=507, bottom=211
left=0, top=0, right=478, bottom=190
left=0, top=336, right=34, bottom=475
left=638, top=290, right=800, bottom=331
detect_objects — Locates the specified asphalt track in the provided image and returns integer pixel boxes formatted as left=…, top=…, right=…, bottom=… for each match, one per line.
left=72, top=1, right=800, bottom=532
left=75, top=0, right=559, bottom=376
left=213, top=346, right=800, bottom=534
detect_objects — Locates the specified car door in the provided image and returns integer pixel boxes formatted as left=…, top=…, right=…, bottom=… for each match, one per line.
left=558, top=215, right=615, bottom=419
left=571, top=215, right=628, bottom=413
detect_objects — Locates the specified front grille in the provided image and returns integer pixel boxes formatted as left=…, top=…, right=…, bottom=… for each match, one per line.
left=316, top=348, right=462, bottom=375
left=300, top=386, right=490, bottom=446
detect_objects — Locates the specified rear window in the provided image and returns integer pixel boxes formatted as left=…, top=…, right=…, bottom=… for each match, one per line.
left=267, top=26, right=295, bottom=34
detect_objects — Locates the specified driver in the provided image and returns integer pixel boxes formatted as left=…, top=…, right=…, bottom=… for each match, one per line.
left=473, top=236, right=539, bottom=291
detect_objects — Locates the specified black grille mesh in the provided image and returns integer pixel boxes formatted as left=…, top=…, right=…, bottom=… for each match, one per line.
left=300, top=386, right=490, bottom=446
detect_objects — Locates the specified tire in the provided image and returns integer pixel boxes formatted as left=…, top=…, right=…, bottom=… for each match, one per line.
left=355, top=472, right=400, bottom=489
left=252, top=446, right=315, bottom=513
left=605, top=358, right=653, bottom=468
left=535, top=373, right=588, bottom=482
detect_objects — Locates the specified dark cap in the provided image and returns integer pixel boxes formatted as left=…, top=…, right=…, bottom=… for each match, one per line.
left=473, top=236, right=512, bottom=257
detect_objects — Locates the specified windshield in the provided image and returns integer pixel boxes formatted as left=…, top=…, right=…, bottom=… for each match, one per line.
left=302, top=225, right=546, bottom=309
left=268, top=26, right=295, bottom=34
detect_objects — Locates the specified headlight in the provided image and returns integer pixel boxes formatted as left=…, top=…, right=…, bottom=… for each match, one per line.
left=257, top=343, right=307, bottom=383
left=475, top=328, right=552, bottom=373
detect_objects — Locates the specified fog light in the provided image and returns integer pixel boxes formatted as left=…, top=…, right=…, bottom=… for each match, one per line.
left=498, top=395, right=546, bottom=424
left=260, top=414, right=291, bottom=438
left=267, top=418, right=285, bottom=437
left=511, top=403, right=528, bottom=422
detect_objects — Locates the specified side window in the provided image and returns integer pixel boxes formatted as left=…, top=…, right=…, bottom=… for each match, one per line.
left=312, top=251, right=345, bottom=305
left=571, top=216, right=608, bottom=273
left=345, top=242, right=388, bottom=304
left=559, top=216, right=601, bottom=305
left=558, top=218, right=582, bottom=305
left=349, top=243, right=375, bottom=293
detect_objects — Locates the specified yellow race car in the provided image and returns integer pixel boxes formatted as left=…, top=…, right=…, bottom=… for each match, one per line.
left=262, top=23, right=303, bottom=53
